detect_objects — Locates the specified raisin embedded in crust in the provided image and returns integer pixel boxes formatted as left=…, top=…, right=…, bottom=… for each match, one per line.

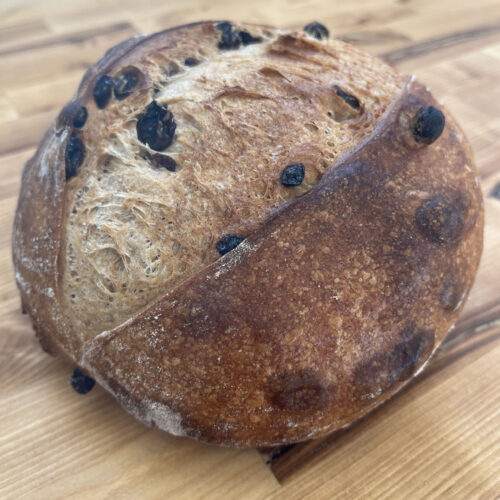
left=216, top=22, right=241, bottom=50
left=281, top=163, right=305, bottom=186
left=184, top=57, right=200, bottom=67
left=216, top=234, right=245, bottom=255
left=136, top=101, right=177, bottom=151
left=333, top=85, right=360, bottom=109
left=150, top=153, right=177, bottom=171
left=113, top=68, right=141, bottom=100
left=93, top=74, right=114, bottom=109
left=65, top=135, right=85, bottom=180
left=239, top=31, right=263, bottom=45
left=303, top=22, right=329, bottom=40
left=412, top=106, right=445, bottom=144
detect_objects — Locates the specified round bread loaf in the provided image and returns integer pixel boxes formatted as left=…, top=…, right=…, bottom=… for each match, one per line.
left=12, top=21, right=484, bottom=447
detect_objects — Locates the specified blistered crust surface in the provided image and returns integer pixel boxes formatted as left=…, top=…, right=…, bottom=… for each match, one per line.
left=83, top=80, right=483, bottom=447
left=60, top=23, right=405, bottom=339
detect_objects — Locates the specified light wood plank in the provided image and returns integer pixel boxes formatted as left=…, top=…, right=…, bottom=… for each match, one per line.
left=7, top=72, right=83, bottom=117
left=0, top=344, right=279, bottom=499
left=0, top=22, right=137, bottom=89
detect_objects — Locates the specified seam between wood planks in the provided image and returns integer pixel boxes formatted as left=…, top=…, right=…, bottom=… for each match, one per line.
left=0, top=22, right=135, bottom=57
left=381, top=23, right=500, bottom=63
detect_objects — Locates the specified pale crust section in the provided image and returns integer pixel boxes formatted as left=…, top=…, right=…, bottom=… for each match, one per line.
left=12, top=22, right=483, bottom=447
left=61, top=23, right=405, bottom=340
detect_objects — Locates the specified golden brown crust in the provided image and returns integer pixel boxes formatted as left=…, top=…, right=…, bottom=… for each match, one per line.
left=12, top=22, right=483, bottom=447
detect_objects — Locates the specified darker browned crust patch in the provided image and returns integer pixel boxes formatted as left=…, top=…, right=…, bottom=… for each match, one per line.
left=415, top=195, right=465, bottom=244
left=353, top=326, right=435, bottom=398
left=271, top=370, right=332, bottom=411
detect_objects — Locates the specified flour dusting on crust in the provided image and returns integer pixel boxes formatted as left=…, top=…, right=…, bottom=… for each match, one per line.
left=81, top=353, right=187, bottom=437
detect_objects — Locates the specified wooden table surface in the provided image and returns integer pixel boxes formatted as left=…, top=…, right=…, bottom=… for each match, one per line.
left=1, top=0, right=499, bottom=498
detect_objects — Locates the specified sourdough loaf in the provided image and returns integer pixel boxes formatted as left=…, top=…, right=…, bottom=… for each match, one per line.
left=12, top=21, right=484, bottom=446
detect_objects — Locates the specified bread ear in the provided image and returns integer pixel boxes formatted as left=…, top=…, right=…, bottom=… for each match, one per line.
left=81, top=80, right=483, bottom=447
left=12, top=125, right=69, bottom=357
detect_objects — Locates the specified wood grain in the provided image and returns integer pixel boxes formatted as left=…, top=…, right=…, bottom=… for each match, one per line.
left=1, top=0, right=499, bottom=498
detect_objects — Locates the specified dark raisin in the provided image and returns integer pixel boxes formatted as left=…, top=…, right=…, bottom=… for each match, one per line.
left=113, top=69, right=141, bottom=100
left=216, top=234, right=244, bottom=255
left=65, top=135, right=85, bottom=180
left=93, top=74, right=113, bottom=109
left=412, top=106, right=445, bottom=144
left=333, top=85, right=360, bottom=109
left=239, top=31, right=263, bottom=45
left=184, top=57, right=200, bottom=67
left=150, top=153, right=177, bottom=171
left=72, top=106, right=88, bottom=128
left=415, top=196, right=464, bottom=244
left=281, top=163, right=305, bottom=186
left=491, top=182, right=500, bottom=200
left=70, top=368, right=95, bottom=395
left=136, top=100, right=176, bottom=151
left=216, top=22, right=241, bottom=50
left=303, top=21, right=329, bottom=40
